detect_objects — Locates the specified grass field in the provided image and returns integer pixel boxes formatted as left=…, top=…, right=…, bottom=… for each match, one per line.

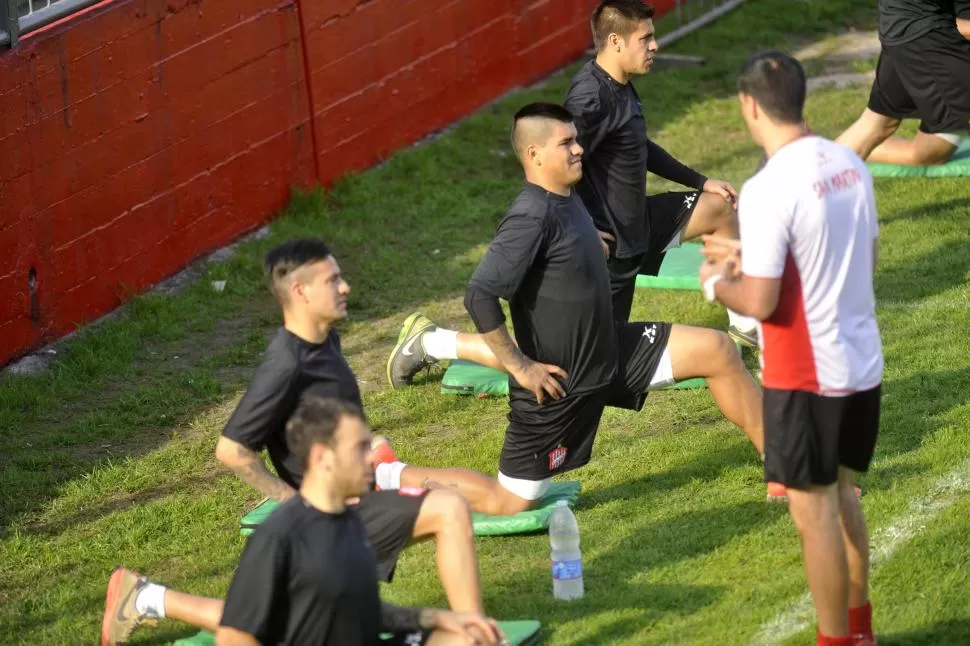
left=3, top=0, right=970, bottom=644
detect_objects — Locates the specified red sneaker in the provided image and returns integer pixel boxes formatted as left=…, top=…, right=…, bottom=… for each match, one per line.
left=371, top=436, right=398, bottom=491
left=766, top=482, right=863, bottom=502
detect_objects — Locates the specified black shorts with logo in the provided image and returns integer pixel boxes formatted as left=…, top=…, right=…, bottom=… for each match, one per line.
left=763, top=386, right=881, bottom=488
left=868, top=28, right=970, bottom=135
left=382, top=630, right=431, bottom=645
left=606, top=191, right=701, bottom=322
left=498, top=322, right=673, bottom=480
left=353, top=488, right=428, bottom=581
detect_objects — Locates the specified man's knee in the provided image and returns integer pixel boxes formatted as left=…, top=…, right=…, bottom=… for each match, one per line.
left=416, top=489, right=473, bottom=537
left=668, top=326, right=741, bottom=380
left=787, top=485, right=840, bottom=535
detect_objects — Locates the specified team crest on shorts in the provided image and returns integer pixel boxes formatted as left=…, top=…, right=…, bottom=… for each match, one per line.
left=548, top=446, right=568, bottom=471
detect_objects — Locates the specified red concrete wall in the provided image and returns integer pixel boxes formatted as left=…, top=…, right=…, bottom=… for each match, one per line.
left=0, top=0, right=315, bottom=365
left=0, top=0, right=679, bottom=366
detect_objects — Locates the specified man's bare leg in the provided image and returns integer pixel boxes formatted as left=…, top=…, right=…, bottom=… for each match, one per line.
left=836, top=108, right=902, bottom=160
left=101, top=568, right=224, bottom=645
left=665, top=324, right=763, bottom=453
left=786, top=484, right=851, bottom=641
left=839, top=468, right=875, bottom=641
left=409, top=489, right=494, bottom=614
left=866, top=130, right=958, bottom=166
left=681, top=191, right=739, bottom=242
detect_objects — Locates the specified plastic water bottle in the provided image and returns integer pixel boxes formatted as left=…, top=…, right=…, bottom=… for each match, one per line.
left=549, top=500, right=584, bottom=600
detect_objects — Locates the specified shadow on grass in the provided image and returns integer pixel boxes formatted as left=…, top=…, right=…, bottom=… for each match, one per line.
left=879, top=619, right=970, bottom=646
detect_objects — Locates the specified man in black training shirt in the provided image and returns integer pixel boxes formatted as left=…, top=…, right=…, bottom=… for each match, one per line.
left=100, top=240, right=488, bottom=645
left=387, top=0, right=760, bottom=393
left=375, top=103, right=766, bottom=516
left=837, top=0, right=970, bottom=166
left=215, top=397, right=502, bottom=646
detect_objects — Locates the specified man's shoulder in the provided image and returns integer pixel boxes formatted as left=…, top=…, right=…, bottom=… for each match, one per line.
left=565, top=61, right=609, bottom=109
left=505, top=186, right=553, bottom=221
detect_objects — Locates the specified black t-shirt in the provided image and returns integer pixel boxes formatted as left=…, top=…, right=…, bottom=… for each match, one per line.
left=221, top=328, right=361, bottom=487
left=220, top=497, right=383, bottom=646
left=468, top=182, right=617, bottom=398
left=879, top=0, right=970, bottom=44
left=564, top=61, right=707, bottom=259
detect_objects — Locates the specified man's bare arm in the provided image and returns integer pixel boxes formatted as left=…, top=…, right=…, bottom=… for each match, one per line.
left=215, top=436, right=296, bottom=502
left=380, top=603, right=438, bottom=633
left=215, top=627, right=262, bottom=646
left=481, top=326, right=531, bottom=375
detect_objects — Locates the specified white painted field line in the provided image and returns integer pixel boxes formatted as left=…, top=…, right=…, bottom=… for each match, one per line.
left=753, top=456, right=970, bottom=645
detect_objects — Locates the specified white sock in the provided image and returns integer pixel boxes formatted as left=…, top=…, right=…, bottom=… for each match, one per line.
left=375, top=461, right=407, bottom=490
left=727, top=309, right=757, bottom=333
left=134, top=582, right=167, bottom=619
left=421, top=329, right=458, bottom=360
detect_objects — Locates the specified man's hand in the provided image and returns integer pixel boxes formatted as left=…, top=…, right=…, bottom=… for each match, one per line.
left=432, top=610, right=507, bottom=646
left=702, top=178, right=738, bottom=205
left=700, top=234, right=742, bottom=278
left=512, top=359, right=568, bottom=405
left=597, top=230, right=616, bottom=259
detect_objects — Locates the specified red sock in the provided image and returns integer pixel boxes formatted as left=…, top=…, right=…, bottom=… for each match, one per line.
left=816, top=632, right=853, bottom=646
left=849, top=602, right=873, bottom=638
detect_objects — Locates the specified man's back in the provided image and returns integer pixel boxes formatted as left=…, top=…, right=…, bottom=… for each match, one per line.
left=565, top=60, right=650, bottom=259
left=879, top=0, right=968, bottom=44
left=740, top=136, right=883, bottom=394
left=221, top=328, right=362, bottom=487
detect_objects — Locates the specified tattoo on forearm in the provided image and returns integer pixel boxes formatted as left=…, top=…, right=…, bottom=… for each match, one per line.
left=483, top=328, right=528, bottom=373
left=232, top=445, right=296, bottom=502
left=380, top=603, right=435, bottom=632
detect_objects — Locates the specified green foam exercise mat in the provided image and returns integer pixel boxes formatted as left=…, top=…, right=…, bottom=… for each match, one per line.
left=867, top=139, right=970, bottom=177
left=635, top=242, right=703, bottom=291
left=241, top=482, right=580, bottom=538
left=472, top=480, right=580, bottom=536
left=174, top=619, right=542, bottom=646
left=441, top=360, right=510, bottom=396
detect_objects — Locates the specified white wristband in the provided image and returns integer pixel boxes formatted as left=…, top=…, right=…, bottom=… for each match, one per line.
left=703, top=274, right=722, bottom=303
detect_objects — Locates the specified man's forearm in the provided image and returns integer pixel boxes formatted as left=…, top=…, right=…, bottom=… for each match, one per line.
left=712, top=276, right=763, bottom=319
left=481, top=326, right=531, bottom=375
left=380, top=603, right=439, bottom=632
left=229, top=444, right=297, bottom=502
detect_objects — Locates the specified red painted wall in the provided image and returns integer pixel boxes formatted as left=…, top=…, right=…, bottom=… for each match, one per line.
left=0, top=0, right=679, bottom=366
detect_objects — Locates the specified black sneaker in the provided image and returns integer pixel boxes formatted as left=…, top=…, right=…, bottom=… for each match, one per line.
left=386, top=312, right=438, bottom=389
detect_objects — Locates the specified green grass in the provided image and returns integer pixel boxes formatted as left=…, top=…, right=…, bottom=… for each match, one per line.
left=3, top=0, right=970, bottom=643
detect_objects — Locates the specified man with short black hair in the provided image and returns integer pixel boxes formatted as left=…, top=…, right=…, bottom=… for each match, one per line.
left=100, top=239, right=487, bottom=644
left=377, top=102, right=765, bottom=516
left=103, top=397, right=504, bottom=646
left=703, top=51, right=882, bottom=646
left=837, top=0, right=970, bottom=166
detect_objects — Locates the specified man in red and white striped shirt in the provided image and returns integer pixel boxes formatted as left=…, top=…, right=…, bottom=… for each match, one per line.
left=701, top=51, right=883, bottom=646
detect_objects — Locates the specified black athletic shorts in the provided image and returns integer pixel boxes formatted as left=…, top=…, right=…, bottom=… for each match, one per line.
left=382, top=630, right=431, bottom=645
left=498, top=321, right=673, bottom=480
left=763, top=386, right=881, bottom=488
left=868, top=29, right=970, bottom=135
left=352, top=488, right=428, bottom=581
left=607, top=191, right=701, bottom=322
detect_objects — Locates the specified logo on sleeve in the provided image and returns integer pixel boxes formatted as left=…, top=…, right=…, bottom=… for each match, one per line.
left=642, top=324, right=657, bottom=344
left=548, top=446, right=568, bottom=471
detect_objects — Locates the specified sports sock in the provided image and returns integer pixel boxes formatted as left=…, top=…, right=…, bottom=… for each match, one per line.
left=727, top=309, right=757, bottom=333
left=816, top=632, right=853, bottom=646
left=375, top=461, right=407, bottom=490
left=135, top=582, right=167, bottom=619
left=421, top=329, right=458, bottom=360
left=849, top=602, right=873, bottom=639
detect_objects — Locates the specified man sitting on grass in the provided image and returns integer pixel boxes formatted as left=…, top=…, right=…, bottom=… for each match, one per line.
left=101, top=396, right=504, bottom=646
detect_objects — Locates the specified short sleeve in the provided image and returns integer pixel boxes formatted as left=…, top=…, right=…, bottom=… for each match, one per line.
left=564, top=81, right=611, bottom=155
left=738, top=181, right=790, bottom=279
left=219, top=528, right=289, bottom=642
left=221, top=353, right=295, bottom=451
left=468, top=212, right=547, bottom=300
